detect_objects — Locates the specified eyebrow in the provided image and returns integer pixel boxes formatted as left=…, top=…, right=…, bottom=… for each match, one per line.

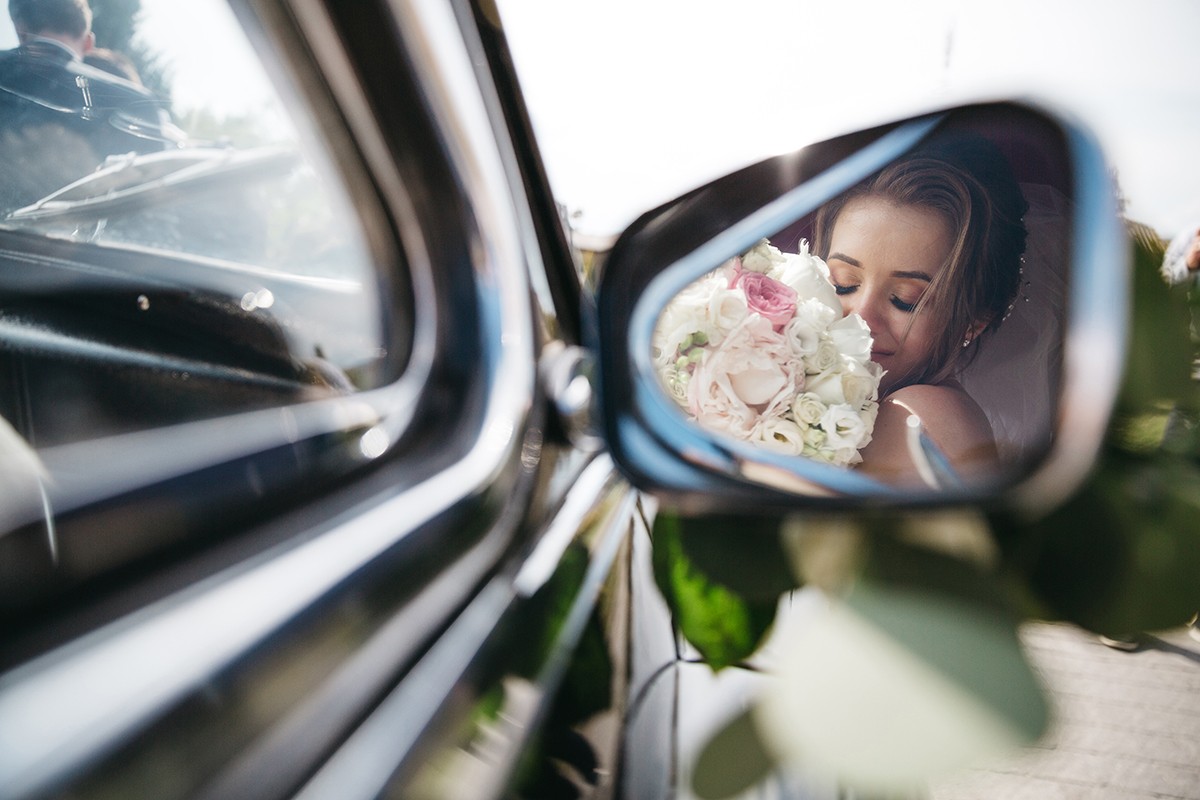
left=827, top=252, right=933, bottom=282
left=892, top=270, right=934, bottom=282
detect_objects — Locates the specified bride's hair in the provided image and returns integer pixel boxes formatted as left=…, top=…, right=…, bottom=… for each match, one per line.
left=812, top=134, right=1028, bottom=390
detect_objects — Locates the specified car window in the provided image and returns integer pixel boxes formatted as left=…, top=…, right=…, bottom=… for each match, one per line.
left=0, top=0, right=393, bottom=447
left=0, top=0, right=410, bottom=618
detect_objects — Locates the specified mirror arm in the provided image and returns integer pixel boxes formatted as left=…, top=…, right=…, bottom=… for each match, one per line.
left=905, top=415, right=965, bottom=491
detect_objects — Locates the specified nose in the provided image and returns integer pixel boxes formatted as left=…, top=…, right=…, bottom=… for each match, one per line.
left=841, top=287, right=885, bottom=332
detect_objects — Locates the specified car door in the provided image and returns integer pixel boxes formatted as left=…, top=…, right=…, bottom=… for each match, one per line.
left=0, top=1, right=649, bottom=798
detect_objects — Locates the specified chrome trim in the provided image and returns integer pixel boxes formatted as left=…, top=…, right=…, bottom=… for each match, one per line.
left=0, top=0, right=542, bottom=795
left=293, top=455, right=632, bottom=800
left=1010, top=110, right=1128, bottom=512
left=514, top=453, right=619, bottom=596
left=539, top=341, right=604, bottom=455
left=277, top=0, right=442, bottom=444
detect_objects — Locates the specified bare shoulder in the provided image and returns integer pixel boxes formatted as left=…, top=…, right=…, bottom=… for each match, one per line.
left=857, top=383, right=997, bottom=485
left=884, top=384, right=994, bottom=442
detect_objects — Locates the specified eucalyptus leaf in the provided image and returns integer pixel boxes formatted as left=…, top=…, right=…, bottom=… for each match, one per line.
left=652, top=513, right=783, bottom=670
left=690, top=708, right=776, bottom=800
left=1009, top=452, right=1200, bottom=634
left=669, top=513, right=800, bottom=601
left=754, top=575, right=1047, bottom=794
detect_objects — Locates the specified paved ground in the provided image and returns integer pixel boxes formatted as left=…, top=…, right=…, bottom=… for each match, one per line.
left=929, top=621, right=1200, bottom=800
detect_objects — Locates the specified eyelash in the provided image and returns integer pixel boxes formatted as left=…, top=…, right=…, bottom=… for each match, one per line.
left=832, top=282, right=918, bottom=313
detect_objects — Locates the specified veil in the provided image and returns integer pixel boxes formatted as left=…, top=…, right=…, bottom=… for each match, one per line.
left=959, top=182, right=1071, bottom=465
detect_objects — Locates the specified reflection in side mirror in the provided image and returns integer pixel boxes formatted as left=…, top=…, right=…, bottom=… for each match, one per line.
left=599, top=102, right=1126, bottom=509
left=653, top=241, right=882, bottom=469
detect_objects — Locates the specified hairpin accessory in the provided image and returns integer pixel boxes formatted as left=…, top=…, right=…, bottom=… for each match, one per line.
left=1002, top=258, right=1029, bottom=322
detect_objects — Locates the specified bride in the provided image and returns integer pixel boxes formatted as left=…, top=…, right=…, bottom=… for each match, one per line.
left=811, top=136, right=1030, bottom=486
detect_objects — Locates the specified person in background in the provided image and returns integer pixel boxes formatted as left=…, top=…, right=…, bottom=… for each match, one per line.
left=0, top=0, right=174, bottom=209
left=1161, top=223, right=1200, bottom=645
left=83, top=46, right=143, bottom=85
left=1161, top=224, right=1200, bottom=286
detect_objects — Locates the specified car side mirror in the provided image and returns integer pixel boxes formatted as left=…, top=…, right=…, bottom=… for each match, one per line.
left=595, top=102, right=1127, bottom=514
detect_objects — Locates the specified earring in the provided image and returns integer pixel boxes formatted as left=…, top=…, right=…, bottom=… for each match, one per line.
left=962, top=339, right=970, bottom=348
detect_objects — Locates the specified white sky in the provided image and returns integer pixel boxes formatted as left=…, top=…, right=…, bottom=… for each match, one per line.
left=496, top=0, right=1200, bottom=239
left=3, top=1, right=1197, bottom=238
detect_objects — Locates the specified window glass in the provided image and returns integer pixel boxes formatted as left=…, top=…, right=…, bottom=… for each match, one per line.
left=0, top=0, right=409, bottom=617
left=0, top=0, right=395, bottom=450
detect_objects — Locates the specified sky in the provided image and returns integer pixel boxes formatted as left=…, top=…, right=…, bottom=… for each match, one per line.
left=495, top=0, right=1200, bottom=239
left=2, top=1, right=1197, bottom=239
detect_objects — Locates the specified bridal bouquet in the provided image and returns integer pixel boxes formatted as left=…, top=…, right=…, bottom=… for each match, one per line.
left=653, top=240, right=883, bottom=467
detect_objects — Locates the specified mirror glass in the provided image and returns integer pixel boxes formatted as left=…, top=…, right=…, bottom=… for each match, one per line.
left=649, top=117, right=1074, bottom=491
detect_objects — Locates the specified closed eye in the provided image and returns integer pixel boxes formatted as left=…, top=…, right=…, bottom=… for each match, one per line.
left=891, top=295, right=916, bottom=312
left=833, top=282, right=857, bottom=296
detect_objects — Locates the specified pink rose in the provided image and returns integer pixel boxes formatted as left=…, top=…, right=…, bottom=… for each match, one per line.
left=688, top=316, right=800, bottom=436
left=735, top=271, right=797, bottom=331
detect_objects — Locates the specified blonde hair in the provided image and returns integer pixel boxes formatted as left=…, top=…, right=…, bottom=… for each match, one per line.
left=813, top=138, right=1027, bottom=389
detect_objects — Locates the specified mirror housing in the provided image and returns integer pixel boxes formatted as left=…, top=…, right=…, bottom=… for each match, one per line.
left=594, top=102, right=1127, bottom=515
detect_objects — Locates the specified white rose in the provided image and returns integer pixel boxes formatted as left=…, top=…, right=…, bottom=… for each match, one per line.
left=688, top=316, right=798, bottom=437
left=806, top=368, right=846, bottom=406
left=752, top=416, right=807, bottom=455
left=808, top=339, right=841, bottom=374
left=688, top=356, right=757, bottom=436
left=841, top=357, right=881, bottom=408
left=772, top=250, right=842, bottom=315
left=741, top=239, right=787, bottom=273
left=801, top=425, right=828, bottom=456
left=829, top=313, right=874, bottom=365
left=653, top=277, right=720, bottom=366
left=821, top=403, right=870, bottom=450
left=782, top=299, right=836, bottom=358
left=661, top=365, right=691, bottom=408
left=707, top=286, right=750, bottom=338
left=791, top=392, right=827, bottom=427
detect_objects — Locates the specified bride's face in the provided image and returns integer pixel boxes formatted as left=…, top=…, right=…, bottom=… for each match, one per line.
left=826, top=196, right=955, bottom=393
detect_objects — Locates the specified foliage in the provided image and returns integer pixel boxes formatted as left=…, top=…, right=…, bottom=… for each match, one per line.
left=651, top=512, right=795, bottom=670
left=993, top=221, right=1200, bottom=634
left=175, top=107, right=284, bottom=149
left=673, top=510, right=1049, bottom=797
left=90, top=0, right=139, bottom=52
left=90, top=0, right=173, bottom=106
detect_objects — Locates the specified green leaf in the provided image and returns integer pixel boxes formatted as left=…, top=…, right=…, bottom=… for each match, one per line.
left=755, top=560, right=1047, bottom=794
left=1118, top=228, right=1194, bottom=411
left=652, top=513, right=785, bottom=670
left=670, top=513, right=800, bottom=601
left=1008, top=452, right=1200, bottom=634
left=691, top=708, right=776, bottom=800
left=991, top=225, right=1200, bottom=634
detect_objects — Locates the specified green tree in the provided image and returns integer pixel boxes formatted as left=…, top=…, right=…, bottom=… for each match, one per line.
left=89, top=0, right=172, bottom=102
